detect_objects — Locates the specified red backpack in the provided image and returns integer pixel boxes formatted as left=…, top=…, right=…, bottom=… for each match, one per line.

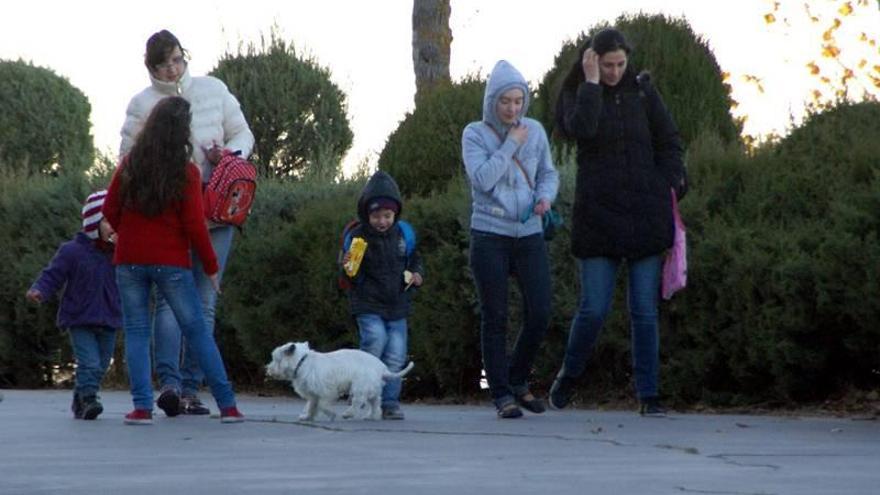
left=203, top=150, right=257, bottom=227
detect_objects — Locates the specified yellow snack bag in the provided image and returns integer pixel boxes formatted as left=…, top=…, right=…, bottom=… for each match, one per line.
left=344, top=237, right=368, bottom=277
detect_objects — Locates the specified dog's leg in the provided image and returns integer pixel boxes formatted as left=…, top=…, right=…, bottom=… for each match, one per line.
left=299, top=397, right=319, bottom=421
left=349, top=392, right=370, bottom=420
left=341, top=398, right=357, bottom=419
left=316, top=397, right=337, bottom=421
left=368, top=395, right=382, bottom=421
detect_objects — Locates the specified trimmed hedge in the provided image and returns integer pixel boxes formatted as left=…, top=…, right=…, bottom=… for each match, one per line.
left=378, top=77, right=485, bottom=197
left=0, top=60, right=94, bottom=176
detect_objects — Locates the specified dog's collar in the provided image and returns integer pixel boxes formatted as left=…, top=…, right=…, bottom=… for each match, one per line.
left=292, top=353, right=308, bottom=379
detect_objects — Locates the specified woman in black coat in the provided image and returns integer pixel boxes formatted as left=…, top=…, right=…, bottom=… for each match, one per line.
left=548, top=28, right=686, bottom=416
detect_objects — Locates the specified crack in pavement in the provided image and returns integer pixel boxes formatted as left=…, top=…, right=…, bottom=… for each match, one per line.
left=250, top=415, right=630, bottom=446
left=673, top=486, right=776, bottom=495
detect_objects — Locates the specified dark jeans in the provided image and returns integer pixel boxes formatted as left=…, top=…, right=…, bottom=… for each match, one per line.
left=557, top=255, right=662, bottom=399
left=68, top=326, right=116, bottom=398
left=469, top=230, right=551, bottom=407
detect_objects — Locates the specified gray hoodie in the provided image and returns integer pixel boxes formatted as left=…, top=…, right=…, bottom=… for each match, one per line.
left=461, top=60, right=559, bottom=238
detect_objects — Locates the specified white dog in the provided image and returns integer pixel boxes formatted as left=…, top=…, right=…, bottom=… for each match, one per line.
left=266, top=341, right=414, bottom=421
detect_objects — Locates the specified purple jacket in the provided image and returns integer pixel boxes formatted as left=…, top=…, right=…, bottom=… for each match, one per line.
left=30, top=232, right=122, bottom=330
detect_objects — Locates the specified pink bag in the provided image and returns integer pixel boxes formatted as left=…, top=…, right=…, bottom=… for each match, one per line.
left=661, top=189, right=687, bottom=300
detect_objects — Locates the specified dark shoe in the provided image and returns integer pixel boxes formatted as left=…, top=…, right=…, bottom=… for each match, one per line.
left=639, top=397, right=668, bottom=417
left=496, top=402, right=523, bottom=419
left=123, top=409, right=153, bottom=425
left=71, top=393, right=84, bottom=419
left=548, top=375, right=576, bottom=410
left=515, top=392, right=546, bottom=414
left=80, top=396, right=103, bottom=420
left=157, top=387, right=181, bottom=417
left=220, top=406, right=245, bottom=423
left=382, top=407, right=405, bottom=420
left=181, top=395, right=210, bottom=415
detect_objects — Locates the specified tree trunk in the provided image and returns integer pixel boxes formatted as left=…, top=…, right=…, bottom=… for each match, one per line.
left=412, top=0, right=452, bottom=103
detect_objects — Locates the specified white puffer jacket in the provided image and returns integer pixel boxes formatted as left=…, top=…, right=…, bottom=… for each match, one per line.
left=119, top=67, right=254, bottom=182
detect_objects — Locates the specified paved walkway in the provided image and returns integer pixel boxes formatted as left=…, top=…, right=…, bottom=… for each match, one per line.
left=0, top=389, right=877, bottom=494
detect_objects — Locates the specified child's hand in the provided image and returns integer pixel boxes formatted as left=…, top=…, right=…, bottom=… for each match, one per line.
left=25, top=289, right=43, bottom=303
left=410, top=272, right=424, bottom=287
left=342, top=251, right=351, bottom=265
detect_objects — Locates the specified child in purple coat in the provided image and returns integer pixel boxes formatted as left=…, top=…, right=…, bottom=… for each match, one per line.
left=26, top=190, right=122, bottom=420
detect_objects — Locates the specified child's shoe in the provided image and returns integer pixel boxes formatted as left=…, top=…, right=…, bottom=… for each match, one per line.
left=220, top=406, right=245, bottom=423
left=123, top=409, right=153, bottom=425
left=382, top=407, right=405, bottom=420
left=80, top=396, right=103, bottom=420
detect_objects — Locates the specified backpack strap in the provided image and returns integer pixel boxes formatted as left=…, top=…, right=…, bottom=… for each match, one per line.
left=397, top=220, right=416, bottom=257
left=340, top=219, right=361, bottom=256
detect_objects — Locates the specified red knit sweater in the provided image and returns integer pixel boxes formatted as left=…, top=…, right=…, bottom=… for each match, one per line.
left=103, top=162, right=219, bottom=275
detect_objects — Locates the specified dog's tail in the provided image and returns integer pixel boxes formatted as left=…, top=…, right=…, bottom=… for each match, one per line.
left=383, top=361, right=415, bottom=380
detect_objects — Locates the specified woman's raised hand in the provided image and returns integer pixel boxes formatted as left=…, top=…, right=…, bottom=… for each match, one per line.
left=508, top=123, right=529, bottom=145
left=582, top=48, right=600, bottom=84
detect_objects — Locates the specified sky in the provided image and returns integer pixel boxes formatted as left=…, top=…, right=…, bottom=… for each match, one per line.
left=2, top=0, right=879, bottom=173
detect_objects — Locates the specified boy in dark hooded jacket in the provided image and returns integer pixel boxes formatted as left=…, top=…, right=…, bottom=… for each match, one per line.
left=341, top=171, right=423, bottom=420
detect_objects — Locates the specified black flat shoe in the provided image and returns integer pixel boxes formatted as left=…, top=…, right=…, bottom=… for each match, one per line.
left=515, top=392, right=546, bottom=414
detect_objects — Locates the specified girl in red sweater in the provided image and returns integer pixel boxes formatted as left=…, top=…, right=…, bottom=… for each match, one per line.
left=103, top=96, right=243, bottom=425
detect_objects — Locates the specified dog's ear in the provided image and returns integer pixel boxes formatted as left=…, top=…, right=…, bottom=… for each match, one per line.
left=283, top=343, right=296, bottom=356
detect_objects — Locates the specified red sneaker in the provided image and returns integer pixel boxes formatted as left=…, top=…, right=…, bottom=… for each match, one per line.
left=220, top=406, right=245, bottom=423
left=124, top=409, right=153, bottom=425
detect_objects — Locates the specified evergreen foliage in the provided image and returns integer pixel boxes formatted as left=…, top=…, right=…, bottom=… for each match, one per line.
left=0, top=60, right=94, bottom=176
left=0, top=171, right=89, bottom=387
left=378, top=76, right=485, bottom=196
left=210, top=32, right=353, bottom=179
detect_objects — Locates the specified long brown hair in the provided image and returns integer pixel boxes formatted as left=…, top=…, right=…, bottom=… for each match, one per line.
left=119, top=96, right=193, bottom=216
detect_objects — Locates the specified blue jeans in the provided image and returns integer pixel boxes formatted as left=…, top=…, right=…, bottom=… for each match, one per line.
left=356, top=314, right=408, bottom=410
left=558, top=255, right=662, bottom=399
left=116, top=264, right=236, bottom=410
left=68, top=326, right=116, bottom=398
left=154, top=226, right=234, bottom=396
left=469, top=231, right=551, bottom=407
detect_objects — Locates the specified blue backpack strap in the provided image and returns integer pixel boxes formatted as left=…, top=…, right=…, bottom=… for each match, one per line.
left=340, top=219, right=360, bottom=259
left=397, top=220, right=416, bottom=256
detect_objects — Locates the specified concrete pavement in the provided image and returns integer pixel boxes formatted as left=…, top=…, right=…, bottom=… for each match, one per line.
left=0, top=389, right=877, bottom=494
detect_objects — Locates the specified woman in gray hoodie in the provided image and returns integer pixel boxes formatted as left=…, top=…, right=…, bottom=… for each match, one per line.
left=461, top=60, right=560, bottom=418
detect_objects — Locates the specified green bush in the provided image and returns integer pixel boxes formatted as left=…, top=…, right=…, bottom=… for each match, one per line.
left=534, top=13, right=740, bottom=148
left=210, top=31, right=353, bottom=179
left=0, top=59, right=94, bottom=176
left=0, top=171, right=90, bottom=387
left=378, top=76, right=485, bottom=197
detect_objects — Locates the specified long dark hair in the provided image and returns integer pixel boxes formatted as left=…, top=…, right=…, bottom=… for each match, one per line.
left=144, top=29, right=188, bottom=72
left=119, top=97, right=193, bottom=216
left=554, top=28, right=633, bottom=138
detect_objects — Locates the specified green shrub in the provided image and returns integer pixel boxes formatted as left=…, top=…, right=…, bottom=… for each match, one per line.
left=378, top=76, right=485, bottom=197
left=534, top=13, right=740, bottom=148
left=0, top=59, right=94, bottom=176
left=0, top=171, right=90, bottom=387
left=210, top=31, right=353, bottom=179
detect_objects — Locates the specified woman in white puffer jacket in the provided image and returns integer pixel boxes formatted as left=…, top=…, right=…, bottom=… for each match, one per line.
left=118, top=29, right=254, bottom=417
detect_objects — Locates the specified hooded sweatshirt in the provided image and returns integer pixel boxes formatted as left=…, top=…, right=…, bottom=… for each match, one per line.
left=119, top=66, right=255, bottom=183
left=461, top=60, right=559, bottom=238
left=347, top=171, right=423, bottom=320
